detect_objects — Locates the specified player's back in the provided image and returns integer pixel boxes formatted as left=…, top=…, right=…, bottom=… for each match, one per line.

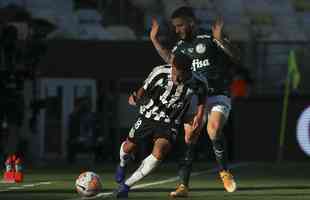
left=140, top=64, right=206, bottom=124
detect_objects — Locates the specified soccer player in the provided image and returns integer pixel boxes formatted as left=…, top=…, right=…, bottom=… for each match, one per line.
left=150, top=6, right=241, bottom=197
left=113, top=53, right=207, bottom=198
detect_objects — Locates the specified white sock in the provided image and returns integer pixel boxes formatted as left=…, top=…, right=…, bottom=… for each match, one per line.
left=125, top=154, right=160, bottom=187
left=119, top=141, right=130, bottom=167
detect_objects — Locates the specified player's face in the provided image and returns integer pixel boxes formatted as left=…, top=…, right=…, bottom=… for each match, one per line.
left=171, top=17, right=192, bottom=40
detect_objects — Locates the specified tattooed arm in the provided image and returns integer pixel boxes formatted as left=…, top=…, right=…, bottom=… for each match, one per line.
left=212, top=16, right=241, bottom=64
left=150, top=18, right=173, bottom=64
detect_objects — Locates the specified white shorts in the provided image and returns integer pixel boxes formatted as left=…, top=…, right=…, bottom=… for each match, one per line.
left=187, top=95, right=231, bottom=121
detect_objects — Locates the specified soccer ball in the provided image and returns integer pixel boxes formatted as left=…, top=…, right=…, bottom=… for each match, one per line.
left=75, top=171, right=102, bottom=197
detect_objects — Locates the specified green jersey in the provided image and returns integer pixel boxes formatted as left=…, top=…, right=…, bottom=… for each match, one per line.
left=172, top=33, right=233, bottom=96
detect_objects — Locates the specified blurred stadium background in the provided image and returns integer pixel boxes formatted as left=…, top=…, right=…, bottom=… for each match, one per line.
left=0, top=0, right=309, bottom=199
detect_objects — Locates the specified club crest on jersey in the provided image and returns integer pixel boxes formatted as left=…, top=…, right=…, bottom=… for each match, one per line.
left=195, top=43, right=206, bottom=54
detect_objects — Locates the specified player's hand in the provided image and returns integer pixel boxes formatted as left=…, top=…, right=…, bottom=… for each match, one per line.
left=191, top=114, right=204, bottom=134
left=128, top=92, right=137, bottom=106
left=150, top=17, right=160, bottom=41
left=184, top=115, right=204, bottom=143
left=212, top=16, right=224, bottom=41
left=184, top=124, right=197, bottom=144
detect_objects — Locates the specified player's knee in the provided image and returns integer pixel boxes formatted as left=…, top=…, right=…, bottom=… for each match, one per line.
left=123, top=140, right=136, bottom=154
left=152, top=139, right=171, bottom=160
left=207, top=121, right=222, bottom=139
left=152, top=149, right=167, bottom=160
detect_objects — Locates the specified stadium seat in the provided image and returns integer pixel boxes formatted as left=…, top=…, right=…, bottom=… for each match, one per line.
left=105, top=25, right=137, bottom=40
left=0, top=0, right=24, bottom=8
left=76, top=9, right=102, bottom=24
left=187, top=0, right=210, bottom=9
left=76, top=9, right=114, bottom=40
left=79, top=24, right=114, bottom=40
left=162, top=0, right=187, bottom=19
left=129, top=0, right=158, bottom=10
left=224, top=24, right=250, bottom=41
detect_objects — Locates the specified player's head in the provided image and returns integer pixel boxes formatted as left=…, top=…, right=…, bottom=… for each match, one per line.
left=171, top=53, right=192, bottom=85
left=170, top=6, right=196, bottom=40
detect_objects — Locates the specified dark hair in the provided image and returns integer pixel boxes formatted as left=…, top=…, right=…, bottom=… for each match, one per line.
left=171, top=6, right=196, bottom=20
left=173, top=53, right=192, bottom=72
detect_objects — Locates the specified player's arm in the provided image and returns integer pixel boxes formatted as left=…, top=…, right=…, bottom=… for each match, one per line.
left=191, top=83, right=208, bottom=133
left=128, top=87, right=145, bottom=106
left=150, top=17, right=173, bottom=64
left=212, top=16, right=241, bottom=64
left=129, top=65, right=163, bottom=106
left=191, top=102, right=205, bottom=133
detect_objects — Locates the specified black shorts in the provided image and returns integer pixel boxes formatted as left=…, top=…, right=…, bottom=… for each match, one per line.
left=127, top=116, right=178, bottom=144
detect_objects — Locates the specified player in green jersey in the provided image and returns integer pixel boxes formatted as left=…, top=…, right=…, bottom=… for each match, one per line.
left=150, top=6, right=240, bottom=197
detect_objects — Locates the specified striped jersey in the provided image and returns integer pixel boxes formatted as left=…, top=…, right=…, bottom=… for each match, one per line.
left=139, top=64, right=207, bottom=124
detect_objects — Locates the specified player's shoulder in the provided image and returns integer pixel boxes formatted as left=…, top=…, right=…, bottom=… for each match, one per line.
left=151, top=64, right=171, bottom=74
left=172, top=40, right=185, bottom=53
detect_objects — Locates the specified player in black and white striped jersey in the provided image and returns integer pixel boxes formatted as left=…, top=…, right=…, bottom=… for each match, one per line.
left=138, top=63, right=207, bottom=125
left=113, top=53, right=207, bottom=198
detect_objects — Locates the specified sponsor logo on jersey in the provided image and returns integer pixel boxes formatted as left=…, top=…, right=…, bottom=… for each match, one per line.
left=192, top=59, right=210, bottom=71
left=195, top=43, right=206, bottom=54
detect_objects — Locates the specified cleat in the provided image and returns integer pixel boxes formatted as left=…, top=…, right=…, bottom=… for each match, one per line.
left=115, top=165, right=126, bottom=184
left=113, top=183, right=130, bottom=199
left=169, top=184, right=188, bottom=198
left=220, top=170, right=237, bottom=192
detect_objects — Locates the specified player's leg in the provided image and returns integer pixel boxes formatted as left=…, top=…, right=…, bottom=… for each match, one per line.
left=125, top=137, right=171, bottom=186
left=207, top=96, right=236, bottom=192
left=170, top=96, right=205, bottom=198
left=115, top=117, right=147, bottom=184
left=115, top=137, right=171, bottom=198
left=115, top=139, right=137, bottom=183
left=170, top=122, right=200, bottom=198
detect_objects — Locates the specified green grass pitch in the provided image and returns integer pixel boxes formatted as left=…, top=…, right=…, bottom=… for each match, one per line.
left=0, top=162, right=310, bottom=200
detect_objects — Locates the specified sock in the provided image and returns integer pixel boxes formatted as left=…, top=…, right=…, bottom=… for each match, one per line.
left=178, top=143, right=195, bottom=187
left=125, top=154, right=160, bottom=187
left=211, top=136, right=228, bottom=171
left=119, top=141, right=130, bottom=167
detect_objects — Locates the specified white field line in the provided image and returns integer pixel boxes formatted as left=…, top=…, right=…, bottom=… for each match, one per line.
left=68, top=162, right=249, bottom=200
left=0, top=181, right=52, bottom=192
